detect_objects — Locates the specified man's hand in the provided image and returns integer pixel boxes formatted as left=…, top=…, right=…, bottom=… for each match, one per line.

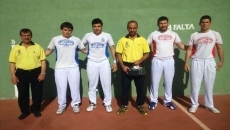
left=216, top=62, right=223, bottom=70
left=134, top=60, right=141, bottom=66
left=11, top=75, right=19, bottom=85
left=111, top=63, right=118, bottom=72
left=122, top=65, right=130, bottom=74
left=38, top=73, right=46, bottom=81
left=184, top=63, right=190, bottom=72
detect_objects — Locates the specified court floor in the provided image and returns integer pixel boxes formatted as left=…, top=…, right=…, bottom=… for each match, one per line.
left=0, top=95, right=229, bottom=130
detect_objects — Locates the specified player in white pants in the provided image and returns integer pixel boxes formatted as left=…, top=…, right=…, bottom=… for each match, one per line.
left=81, top=18, right=117, bottom=112
left=45, top=22, right=87, bottom=114
left=185, top=15, right=224, bottom=113
left=147, top=16, right=185, bottom=110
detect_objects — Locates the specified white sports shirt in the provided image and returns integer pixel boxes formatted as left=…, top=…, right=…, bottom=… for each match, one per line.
left=147, top=30, right=181, bottom=58
left=47, top=35, right=85, bottom=68
left=81, top=32, right=114, bottom=62
left=188, top=30, right=223, bottom=59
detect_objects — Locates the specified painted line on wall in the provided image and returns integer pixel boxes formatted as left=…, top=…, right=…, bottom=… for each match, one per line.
left=172, top=99, right=210, bottom=130
left=11, top=43, right=18, bottom=98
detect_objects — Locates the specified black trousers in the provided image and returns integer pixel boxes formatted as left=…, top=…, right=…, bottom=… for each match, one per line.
left=15, top=67, right=43, bottom=114
left=120, top=62, right=146, bottom=106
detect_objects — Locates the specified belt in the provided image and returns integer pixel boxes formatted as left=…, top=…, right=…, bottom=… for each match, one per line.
left=17, top=67, right=41, bottom=72
left=154, top=56, right=173, bottom=61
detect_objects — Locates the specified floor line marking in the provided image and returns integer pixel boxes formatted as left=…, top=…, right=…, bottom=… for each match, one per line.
left=172, top=99, right=211, bottom=130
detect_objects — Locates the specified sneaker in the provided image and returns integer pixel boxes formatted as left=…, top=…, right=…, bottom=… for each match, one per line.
left=148, top=102, right=157, bottom=110
left=73, top=104, right=80, bottom=113
left=105, top=105, right=113, bottom=112
left=116, top=105, right=128, bottom=115
left=189, top=106, right=198, bottom=113
left=56, top=106, right=66, bottom=114
left=164, top=102, right=176, bottom=110
left=205, top=107, right=220, bottom=114
left=137, top=106, right=148, bottom=115
left=87, top=103, right=96, bottom=112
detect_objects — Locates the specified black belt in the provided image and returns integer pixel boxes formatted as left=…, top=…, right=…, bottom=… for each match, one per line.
left=17, top=67, right=41, bottom=72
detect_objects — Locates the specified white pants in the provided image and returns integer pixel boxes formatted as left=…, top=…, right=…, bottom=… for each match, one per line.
left=87, top=59, right=112, bottom=106
left=190, top=58, right=216, bottom=108
left=150, top=57, right=175, bottom=103
left=55, top=66, right=81, bottom=107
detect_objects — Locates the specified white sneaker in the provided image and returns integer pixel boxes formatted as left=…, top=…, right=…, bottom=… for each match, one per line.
left=205, top=107, right=220, bottom=113
left=87, top=104, right=96, bottom=112
left=105, top=105, right=113, bottom=112
left=73, top=104, right=80, bottom=113
left=189, top=106, right=198, bottom=113
left=56, top=106, right=66, bottom=114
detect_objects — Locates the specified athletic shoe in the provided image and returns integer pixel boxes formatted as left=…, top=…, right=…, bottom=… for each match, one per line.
left=137, top=106, right=148, bottom=115
left=73, top=104, right=80, bottom=113
left=56, top=106, right=66, bottom=114
left=148, top=102, right=157, bottom=110
left=205, top=107, right=220, bottom=113
left=116, top=105, right=128, bottom=115
left=189, top=106, right=198, bottom=113
left=87, top=103, right=96, bottom=112
left=105, top=105, right=113, bottom=112
left=164, top=102, right=176, bottom=110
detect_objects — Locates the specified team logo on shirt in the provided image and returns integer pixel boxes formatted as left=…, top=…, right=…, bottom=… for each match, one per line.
left=197, top=37, right=213, bottom=44
left=158, top=35, right=172, bottom=40
left=91, top=42, right=104, bottom=48
left=125, top=42, right=130, bottom=48
left=17, top=50, right=21, bottom=55
left=58, top=39, right=74, bottom=46
left=101, top=38, right=105, bottom=42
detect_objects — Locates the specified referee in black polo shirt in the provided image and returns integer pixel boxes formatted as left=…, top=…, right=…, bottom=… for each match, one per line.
left=9, top=28, right=46, bottom=120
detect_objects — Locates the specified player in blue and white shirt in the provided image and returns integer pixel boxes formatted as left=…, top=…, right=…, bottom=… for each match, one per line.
left=82, top=18, right=117, bottom=112
left=45, top=22, right=87, bottom=114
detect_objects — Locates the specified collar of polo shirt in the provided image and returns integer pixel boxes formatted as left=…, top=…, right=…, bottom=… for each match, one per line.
left=19, top=41, right=35, bottom=46
left=125, top=34, right=140, bottom=38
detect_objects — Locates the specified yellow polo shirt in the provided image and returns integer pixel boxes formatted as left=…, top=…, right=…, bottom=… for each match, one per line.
left=116, top=34, right=150, bottom=63
left=9, top=42, right=46, bottom=70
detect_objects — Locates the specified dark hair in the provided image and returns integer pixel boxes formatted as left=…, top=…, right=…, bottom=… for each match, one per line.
left=157, top=16, right=168, bottom=24
left=127, top=20, right=138, bottom=28
left=200, top=15, right=211, bottom=23
left=20, top=28, right=32, bottom=36
left=92, top=18, right=103, bottom=26
left=60, top=22, right=74, bottom=30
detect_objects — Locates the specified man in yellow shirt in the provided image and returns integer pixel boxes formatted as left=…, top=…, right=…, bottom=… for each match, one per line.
left=116, top=20, right=150, bottom=115
left=9, top=28, right=46, bottom=120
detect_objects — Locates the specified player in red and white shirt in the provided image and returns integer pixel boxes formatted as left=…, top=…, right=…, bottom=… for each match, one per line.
left=147, top=16, right=185, bottom=110
left=185, top=15, right=224, bottom=114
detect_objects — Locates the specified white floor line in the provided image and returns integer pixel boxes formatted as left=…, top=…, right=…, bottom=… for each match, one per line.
left=172, top=99, right=211, bottom=130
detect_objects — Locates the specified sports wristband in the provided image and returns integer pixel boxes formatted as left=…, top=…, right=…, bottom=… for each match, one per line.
left=41, top=72, right=46, bottom=75
left=113, top=60, right=117, bottom=63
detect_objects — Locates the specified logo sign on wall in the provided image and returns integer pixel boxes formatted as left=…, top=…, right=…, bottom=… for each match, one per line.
left=168, top=24, right=195, bottom=30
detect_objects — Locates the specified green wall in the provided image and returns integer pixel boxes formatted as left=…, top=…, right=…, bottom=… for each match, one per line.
left=1, top=0, right=230, bottom=98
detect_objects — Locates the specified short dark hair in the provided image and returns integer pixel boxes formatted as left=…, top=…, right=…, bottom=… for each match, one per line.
left=127, top=20, right=138, bottom=28
left=20, top=28, right=32, bottom=36
left=157, top=16, right=168, bottom=24
left=60, top=22, right=74, bottom=30
left=92, top=18, right=103, bottom=26
left=200, top=15, right=211, bottom=23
